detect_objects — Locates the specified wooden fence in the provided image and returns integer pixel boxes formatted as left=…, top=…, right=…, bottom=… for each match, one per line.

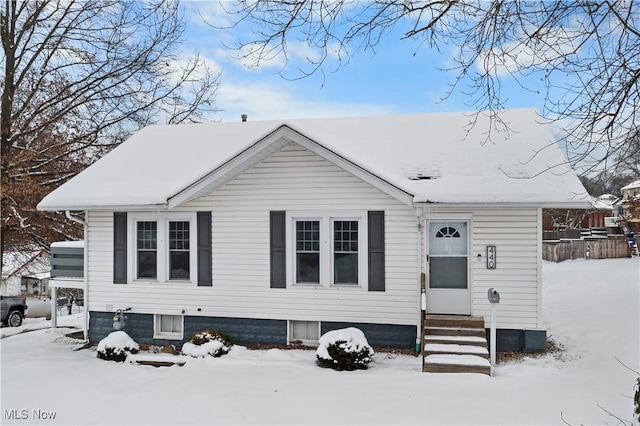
left=542, top=236, right=630, bottom=262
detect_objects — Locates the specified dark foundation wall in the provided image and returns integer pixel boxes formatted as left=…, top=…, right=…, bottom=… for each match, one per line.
left=89, top=312, right=287, bottom=346
left=89, top=312, right=419, bottom=348
left=488, top=328, right=548, bottom=352
left=321, top=322, right=417, bottom=349
left=89, top=311, right=546, bottom=352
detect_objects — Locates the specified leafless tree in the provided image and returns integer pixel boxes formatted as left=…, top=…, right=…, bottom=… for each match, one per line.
left=216, top=0, right=639, bottom=171
left=1, top=0, right=221, bottom=262
left=616, top=130, right=640, bottom=179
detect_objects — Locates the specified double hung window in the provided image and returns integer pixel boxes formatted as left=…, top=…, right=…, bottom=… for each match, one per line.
left=333, top=220, right=359, bottom=284
left=137, top=221, right=157, bottom=279
left=169, top=221, right=190, bottom=280
left=291, top=213, right=365, bottom=287
left=296, top=220, right=320, bottom=283
left=131, top=214, right=195, bottom=283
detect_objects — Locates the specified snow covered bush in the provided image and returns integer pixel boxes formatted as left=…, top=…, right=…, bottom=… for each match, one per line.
left=181, top=329, right=233, bottom=358
left=96, top=331, right=139, bottom=362
left=316, top=327, right=374, bottom=371
left=633, top=377, right=639, bottom=426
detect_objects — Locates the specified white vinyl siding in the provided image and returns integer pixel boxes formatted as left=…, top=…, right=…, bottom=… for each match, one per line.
left=85, top=143, right=420, bottom=326
left=424, top=207, right=541, bottom=329
left=84, top=143, right=542, bottom=331
left=472, top=208, right=541, bottom=329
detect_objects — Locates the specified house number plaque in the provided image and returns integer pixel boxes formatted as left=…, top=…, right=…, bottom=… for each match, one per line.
left=487, top=246, right=496, bottom=269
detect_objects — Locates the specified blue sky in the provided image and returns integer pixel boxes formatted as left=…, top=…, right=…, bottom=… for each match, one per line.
left=181, top=2, right=551, bottom=124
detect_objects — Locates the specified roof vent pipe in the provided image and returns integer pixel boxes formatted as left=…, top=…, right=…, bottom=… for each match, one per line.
left=241, top=114, right=248, bottom=122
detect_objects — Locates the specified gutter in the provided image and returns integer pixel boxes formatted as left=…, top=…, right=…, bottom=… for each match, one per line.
left=65, top=211, right=89, bottom=342
left=413, top=201, right=592, bottom=209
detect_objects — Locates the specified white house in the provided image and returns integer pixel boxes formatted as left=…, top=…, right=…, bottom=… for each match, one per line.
left=1, top=250, right=50, bottom=296
left=37, top=109, right=588, bottom=351
left=617, top=180, right=640, bottom=233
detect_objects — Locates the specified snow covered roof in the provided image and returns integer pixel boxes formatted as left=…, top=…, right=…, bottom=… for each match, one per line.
left=37, top=109, right=589, bottom=210
left=51, top=241, right=85, bottom=249
left=2, top=250, right=50, bottom=280
left=621, top=180, right=640, bottom=191
left=590, top=194, right=617, bottom=210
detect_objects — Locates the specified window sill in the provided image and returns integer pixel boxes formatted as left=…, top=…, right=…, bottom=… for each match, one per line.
left=132, top=279, right=193, bottom=286
left=292, top=282, right=321, bottom=287
left=154, top=333, right=183, bottom=341
left=330, top=284, right=362, bottom=289
left=290, top=283, right=363, bottom=289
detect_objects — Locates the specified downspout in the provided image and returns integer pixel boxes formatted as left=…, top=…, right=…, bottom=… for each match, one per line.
left=416, top=206, right=425, bottom=350
left=66, top=210, right=88, bottom=342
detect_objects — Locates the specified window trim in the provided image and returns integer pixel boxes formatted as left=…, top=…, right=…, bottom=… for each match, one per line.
left=128, top=213, right=197, bottom=284
left=136, top=220, right=158, bottom=280
left=330, top=218, right=364, bottom=286
left=166, top=219, right=192, bottom=281
left=153, top=314, right=184, bottom=340
left=293, top=217, right=322, bottom=285
left=288, top=320, right=320, bottom=345
left=286, top=211, right=368, bottom=288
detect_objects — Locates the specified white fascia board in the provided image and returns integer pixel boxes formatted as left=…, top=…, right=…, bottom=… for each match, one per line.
left=413, top=201, right=592, bottom=209
left=168, top=125, right=415, bottom=209
left=38, top=203, right=168, bottom=212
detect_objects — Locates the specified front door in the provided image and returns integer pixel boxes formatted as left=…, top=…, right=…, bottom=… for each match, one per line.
left=427, top=221, right=470, bottom=315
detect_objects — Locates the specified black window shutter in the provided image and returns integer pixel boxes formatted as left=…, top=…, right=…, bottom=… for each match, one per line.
left=270, top=211, right=286, bottom=288
left=368, top=211, right=385, bottom=291
left=113, top=212, right=127, bottom=284
left=197, top=211, right=212, bottom=286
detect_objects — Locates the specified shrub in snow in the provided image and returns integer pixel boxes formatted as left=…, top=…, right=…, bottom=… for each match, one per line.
left=181, top=329, right=233, bottom=358
left=96, top=331, right=139, bottom=363
left=633, top=377, right=639, bottom=426
left=316, top=327, right=374, bottom=371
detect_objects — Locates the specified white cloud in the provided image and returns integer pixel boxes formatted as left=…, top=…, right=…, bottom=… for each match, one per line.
left=215, top=79, right=393, bottom=122
left=231, top=39, right=330, bottom=72
left=164, top=53, right=223, bottom=85
left=182, top=1, right=234, bottom=29
left=477, top=25, right=582, bottom=77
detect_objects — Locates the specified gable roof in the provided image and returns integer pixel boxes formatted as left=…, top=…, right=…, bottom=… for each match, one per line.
left=622, top=180, right=640, bottom=191
left=2, top=250, right=49, bottom=280
left=37, top=109, right=589, bottom=211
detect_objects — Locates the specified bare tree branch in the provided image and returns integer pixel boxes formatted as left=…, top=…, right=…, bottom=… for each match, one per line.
left=1, top=0, right=221, bottom=261
left=213, top=0, right=639, bottom=175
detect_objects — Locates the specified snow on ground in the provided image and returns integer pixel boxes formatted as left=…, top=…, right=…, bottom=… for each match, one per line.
left=0, top=310, right=84, bottom=339
left=1, top=258, right=638, bottom=425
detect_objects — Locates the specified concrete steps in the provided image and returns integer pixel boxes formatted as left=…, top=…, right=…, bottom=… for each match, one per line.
left=422, top=315, right=491, bottom=376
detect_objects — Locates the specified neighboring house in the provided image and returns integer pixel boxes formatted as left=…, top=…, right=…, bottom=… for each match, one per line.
left=542, top=194, right=617, bottom=239
left=37, top=109, right=588, bottom=351
left=1, top=250, right=50, bottom=296
left=616, top=180, right=640, bottom=233
left=590, top=194, right=617, bottom=229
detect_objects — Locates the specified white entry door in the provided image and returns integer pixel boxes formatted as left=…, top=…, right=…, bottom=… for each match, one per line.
left=427, top=221, right=470, bottom=315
